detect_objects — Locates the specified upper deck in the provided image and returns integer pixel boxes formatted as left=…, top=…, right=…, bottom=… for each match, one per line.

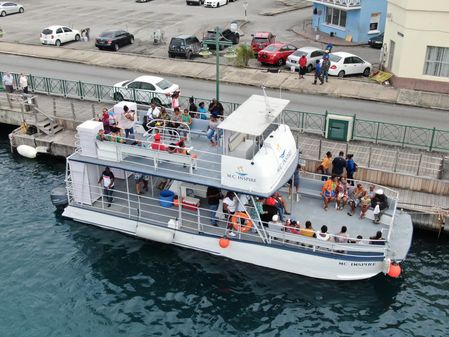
left=71, top=95, right=298, bottom=197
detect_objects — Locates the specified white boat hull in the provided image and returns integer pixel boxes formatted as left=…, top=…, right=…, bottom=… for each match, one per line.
left=63, top=206, right=386, bottom=281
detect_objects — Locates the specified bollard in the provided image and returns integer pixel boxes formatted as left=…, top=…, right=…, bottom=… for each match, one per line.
left=70, top=101, right=76, bottom=121
left=53, top=97, right=57, bottom=117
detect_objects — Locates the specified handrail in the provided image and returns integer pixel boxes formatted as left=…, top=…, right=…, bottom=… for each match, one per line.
left=65, top=173, right=389, bottom=257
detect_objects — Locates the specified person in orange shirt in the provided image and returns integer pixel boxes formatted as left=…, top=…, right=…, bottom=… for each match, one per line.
left=316, top=151, right=332, bottom=181
left=299, top=220, right=316, bottom=237
left=321, top=175, right=337, bottom=210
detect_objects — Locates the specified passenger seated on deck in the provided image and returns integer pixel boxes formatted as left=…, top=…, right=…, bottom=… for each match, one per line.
left=179, top=109, right=192, bottom=137
left=321, top=175, right=338, bottom=211
left=272, top=192, right=290, bottom=221
left=336, top=177, right=350, bottom=211
left=359, top=191, right=371, bottom=219
left=369, top=231, right=385, bottom=245
left=300, top=220, right=316, bottom=237
left=334, top=226, right=349, bottom=243
left=316, top=225, right=331, bottom=241
left=150, top=133, right=166, bottom=151
left=347, top=183, right=366, bottom=216
left=96, top=129, right=107, bottom=141
left=285, top=220, right=301, bottom=234
left=268, top=214, right=282, bottom=231
left=109, top=130, right=124, bottom=143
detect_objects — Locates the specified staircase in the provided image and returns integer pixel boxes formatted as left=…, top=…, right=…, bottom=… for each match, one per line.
left=26, top=105, right=63, bottom=136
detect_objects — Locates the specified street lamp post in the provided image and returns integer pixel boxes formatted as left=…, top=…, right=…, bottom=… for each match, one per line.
left=202, top=26, right=233, bottom=101
left=243, top=1, right=248, bottom=21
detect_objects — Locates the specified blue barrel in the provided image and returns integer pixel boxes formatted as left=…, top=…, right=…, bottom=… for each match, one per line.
left=159, top=190, right=175, bottom=208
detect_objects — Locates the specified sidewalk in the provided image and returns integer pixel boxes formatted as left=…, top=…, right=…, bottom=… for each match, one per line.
left=0, top=41, right=448, bottom=110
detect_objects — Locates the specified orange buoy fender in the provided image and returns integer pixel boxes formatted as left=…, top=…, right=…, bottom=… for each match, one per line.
left=231, top=212, right=253, bottom=233
left=219, top=237, right=230, bottom=248
left=387, top=263, right=401, bottom=278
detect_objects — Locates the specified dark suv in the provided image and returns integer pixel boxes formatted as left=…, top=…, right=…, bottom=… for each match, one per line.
left=168, top=35, right=202, bottom=59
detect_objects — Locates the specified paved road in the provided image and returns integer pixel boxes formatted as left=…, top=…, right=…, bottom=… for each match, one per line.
left=2, top=54, right=448, bottom=129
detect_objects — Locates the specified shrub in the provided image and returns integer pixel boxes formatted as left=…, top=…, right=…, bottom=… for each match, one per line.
left=234, top=44, right=253, bottom=67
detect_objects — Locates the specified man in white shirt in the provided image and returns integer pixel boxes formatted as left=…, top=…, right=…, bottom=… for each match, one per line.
left=2, top=72, right=14, bottom=93
left=19, top=73, right=28, bottom=94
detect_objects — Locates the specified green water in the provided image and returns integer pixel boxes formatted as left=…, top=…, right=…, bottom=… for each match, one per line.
left=0, top=132, right=448, bottom=337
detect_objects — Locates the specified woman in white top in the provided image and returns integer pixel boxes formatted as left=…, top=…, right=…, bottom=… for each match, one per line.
left=19, top=73, right=28, bottom=94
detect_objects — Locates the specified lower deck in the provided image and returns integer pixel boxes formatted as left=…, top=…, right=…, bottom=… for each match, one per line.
left=66, top=164, right=413, bottom=261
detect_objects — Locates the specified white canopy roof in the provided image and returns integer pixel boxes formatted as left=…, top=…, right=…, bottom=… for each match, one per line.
left=218, top=95, right=290, bottom=136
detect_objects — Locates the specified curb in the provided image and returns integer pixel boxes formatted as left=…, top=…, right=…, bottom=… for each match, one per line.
left=290, top=27, right=368, bottom=47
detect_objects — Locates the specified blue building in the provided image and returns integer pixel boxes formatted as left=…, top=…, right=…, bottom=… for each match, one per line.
left=309, top=0, right=386, bottom=43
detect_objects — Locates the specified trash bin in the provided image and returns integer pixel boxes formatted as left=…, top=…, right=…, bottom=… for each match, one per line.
left=159, top=190, right=175, bottom=208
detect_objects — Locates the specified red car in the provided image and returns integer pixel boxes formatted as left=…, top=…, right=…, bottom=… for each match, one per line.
left=257, top=43, right=298, bottom=66
left=251, top=32, right=275, bottom=54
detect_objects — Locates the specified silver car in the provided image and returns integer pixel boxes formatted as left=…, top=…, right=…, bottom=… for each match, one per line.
left=286, top=46, right=326, bottom=73
left=0, top=2, right=24, bottom=16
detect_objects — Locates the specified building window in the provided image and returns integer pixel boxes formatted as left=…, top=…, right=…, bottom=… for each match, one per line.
left=369, top=13, right=380, bottom=32
left=424, top=46, right=449, bottom=78
left=325, top=7, right=347, bottom=28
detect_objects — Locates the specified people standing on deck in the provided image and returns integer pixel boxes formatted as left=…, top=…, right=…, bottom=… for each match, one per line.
left=188, top=96, right=198, bottom=117
left=346, top=154, right=356, bottom=186
left=98, top=167, right=115, bottom=207
left=119, top=105, right=136, bottom=139
left=321, top=175, right=337, bottom=211
left=171, top=91, right=180, bottom=110
left=134, top=173, right=144, bottom=195
left=316, top=151, right=332, bottom=180
left=179, top=108, right=192, bottom=137
left=332, top=151, right=346, bottom=176
left=371, top=189, right=389, bottom=224
left=207, top=186, right=222, bottom=227
left=223, top=192, right=237, bottom=236
left=288, top=164, right=302, bottom=201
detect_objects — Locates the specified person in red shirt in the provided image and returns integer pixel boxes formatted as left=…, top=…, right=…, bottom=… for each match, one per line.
left=298, top=54, right=308, bottom=79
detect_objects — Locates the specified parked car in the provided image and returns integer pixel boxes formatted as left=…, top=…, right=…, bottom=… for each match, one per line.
left=95, top=30, right=134, bottom=51
left=251, top=32, right=275, bottom=54
left=40, top=26, right=80, bottom=46
left=136, top=0, right=153, bottom=2
left=168, top=35, right=202, bottom=59
left=186, top=0, right=204, bottom=5
left=113, top=76, right=180, bottom=106
left=202, top=28, right=239, bottom=49
left=286, top=47, right=326, bottom=72
left=0, top=2, right=24, bottom=16
left=257, top=43, right=297, bottom=66
left=328, top=52, right=372, bottom=78
left=368, top=33, right=384, bottom=49
left=204, top=0, right=227, bottom=8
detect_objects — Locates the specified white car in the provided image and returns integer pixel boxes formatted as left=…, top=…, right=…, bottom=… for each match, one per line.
left=204, top=0, right=228, bottom=8
left=286, top=47, right=326, bottom=72
left=40, top=26, right=81, bottom=46
left=113, top=75, right=180, bottom=106
left=328, top=52, right=372, bottom=78
left=0, top=2, right=24, bottom=16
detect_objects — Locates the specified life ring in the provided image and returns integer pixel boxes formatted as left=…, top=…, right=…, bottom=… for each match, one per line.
left=231, top=212, right=253, bottom=233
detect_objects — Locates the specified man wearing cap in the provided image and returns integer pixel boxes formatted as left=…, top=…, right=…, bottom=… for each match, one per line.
left=371, top=189, right=389, bottom=224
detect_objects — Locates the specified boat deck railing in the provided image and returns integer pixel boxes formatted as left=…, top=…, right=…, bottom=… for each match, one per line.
left=65, top=174, right=388, bottom=259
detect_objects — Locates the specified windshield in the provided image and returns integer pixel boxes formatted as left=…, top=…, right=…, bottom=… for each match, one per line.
left=293, top=50, right=307, bottom=57
left=264, top=45, right=278, bottom=52
left=99, top=32, right=115, bottom=38
left=170, top=38, right=185, bottom=46
left=329, top=54, right=342, bottom=63
left=42, top=29, right=53, bottom=35
left=253, top=38, right=268, bottom=44
left=157, top=79, right=173, bottom=90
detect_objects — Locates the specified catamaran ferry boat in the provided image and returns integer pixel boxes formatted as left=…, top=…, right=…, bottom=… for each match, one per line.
left=60, top=95, right=413, bottom=281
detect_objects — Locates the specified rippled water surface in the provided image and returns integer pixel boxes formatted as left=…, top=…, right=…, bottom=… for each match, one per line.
left=0, top=134, right=448, bottom=337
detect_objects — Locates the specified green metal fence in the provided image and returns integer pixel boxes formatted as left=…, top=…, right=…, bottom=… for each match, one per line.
left=2, top=71, right=448, bottom=152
